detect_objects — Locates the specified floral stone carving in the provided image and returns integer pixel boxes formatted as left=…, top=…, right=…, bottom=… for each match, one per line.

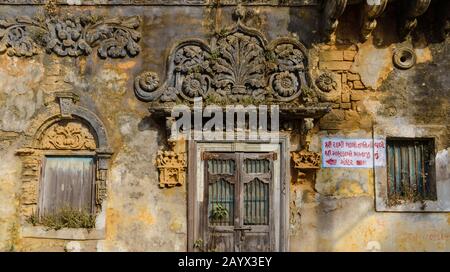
left=0, top=14, right=141, bottom=58
left=156, top=150, right=187, bottom=188
left=135, top=18, right=310, bottom=104
left=39, top=121, right=96, bottom=150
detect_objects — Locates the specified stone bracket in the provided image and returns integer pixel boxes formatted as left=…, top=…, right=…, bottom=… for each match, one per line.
left=321, top=0, right=348, bottom=42
left=360, top=0, right=388, bottom=41
left=398, top=0, right=431, bottom=39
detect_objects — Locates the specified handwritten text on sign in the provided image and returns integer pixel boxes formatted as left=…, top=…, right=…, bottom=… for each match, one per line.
left=322, top=138, right=386, bottom=168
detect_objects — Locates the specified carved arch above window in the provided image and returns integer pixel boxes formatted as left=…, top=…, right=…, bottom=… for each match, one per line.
left=16, top=91, right=112, bottom=218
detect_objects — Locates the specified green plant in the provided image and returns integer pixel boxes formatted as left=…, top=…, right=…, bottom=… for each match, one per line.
left=208, top=50, right=220, bottom=61
left=193, top=239, right=204, bottom=251
left=26, top=206, right=96, bottom=231
left=211, top=204, right=229, bottom=221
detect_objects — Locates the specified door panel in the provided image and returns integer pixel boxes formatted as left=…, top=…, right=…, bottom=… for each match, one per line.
left=203, top=153, right=237, bottom=252
left=203, top=152, right=274, bottom=252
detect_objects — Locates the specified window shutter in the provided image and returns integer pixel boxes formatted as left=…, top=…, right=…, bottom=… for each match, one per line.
left=40, top=157, right=95, bottom=216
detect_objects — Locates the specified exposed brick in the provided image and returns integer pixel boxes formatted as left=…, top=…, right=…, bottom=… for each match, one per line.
left=319, top=51, right=344, bottom=61
left=353, top=80, right=365, bottom=89
left=331, top=103, right=340, bottom=109
left=341, top=72, right=347, bottom=83
left=341, top=93, right=350, bottom=103
left=351, top=92, right=366, bottom=101
left=347, top=73, right=360, bottom=81
left=340, top=102, right=351, bottom=109
left=319, top=61, right=352, bottom=71
left=343, top=50, right=357, bottom=61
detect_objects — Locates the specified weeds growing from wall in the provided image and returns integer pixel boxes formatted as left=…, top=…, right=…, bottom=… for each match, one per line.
left=27, top=207, right=95, bottom=231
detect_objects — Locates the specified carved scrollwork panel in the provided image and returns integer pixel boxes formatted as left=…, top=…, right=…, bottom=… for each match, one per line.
left=0, top=15, right=141, bottom=58
left=39, top=121, right=96, bottom=150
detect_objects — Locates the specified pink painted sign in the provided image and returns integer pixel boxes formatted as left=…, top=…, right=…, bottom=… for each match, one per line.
left=322, top=138, right=386, bottom=168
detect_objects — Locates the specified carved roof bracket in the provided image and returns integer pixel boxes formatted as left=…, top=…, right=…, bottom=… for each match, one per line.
left=397, top=0, right=431, bottom=39
left=360, top=0, right=388, bottom=41
left=321, top=0, right=348, bottom=42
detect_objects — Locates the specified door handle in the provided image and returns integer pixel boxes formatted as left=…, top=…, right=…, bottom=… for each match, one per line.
left=235, top=227, right=252, bottom=242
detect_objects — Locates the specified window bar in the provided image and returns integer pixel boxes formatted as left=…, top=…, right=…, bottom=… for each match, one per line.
left=394, top=144, right=401, bottom=194
left=401, top=144, right=409, bottom=195
left=387, top=144, right=395, bottom=195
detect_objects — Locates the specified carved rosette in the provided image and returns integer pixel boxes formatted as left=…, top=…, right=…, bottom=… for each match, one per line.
left=39, top=122, right=96, bottom=150
left=314, top=71, right=341, bottom=102
left=0, top=15, right=141, bottom=58
left=135, top=21, right=310, bottom=104
left=156, top=150, right=187, bottom=188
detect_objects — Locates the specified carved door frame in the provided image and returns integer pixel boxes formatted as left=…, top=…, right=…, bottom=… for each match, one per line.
left=187, top=136, right=290, bottom=252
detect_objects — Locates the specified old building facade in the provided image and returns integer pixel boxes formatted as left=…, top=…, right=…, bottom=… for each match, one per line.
left=0, top=0, right=449, bottom=252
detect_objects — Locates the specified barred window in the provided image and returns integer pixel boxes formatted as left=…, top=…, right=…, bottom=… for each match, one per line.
left=386, top=138, right=436, bottom=202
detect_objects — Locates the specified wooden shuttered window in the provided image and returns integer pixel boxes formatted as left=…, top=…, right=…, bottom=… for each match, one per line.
left=386, top=138, right=436, bottom=201
left=39, top=156, right=95, bottom=216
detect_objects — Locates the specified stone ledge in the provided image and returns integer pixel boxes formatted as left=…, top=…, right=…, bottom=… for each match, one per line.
left=21, top=226, right=105, bottom=241
left=0, top=0, right=321, bottom=6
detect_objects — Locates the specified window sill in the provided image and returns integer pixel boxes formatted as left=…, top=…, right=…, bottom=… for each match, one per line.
left=375, top=198, right=449, bottom=212
left=21, top=225, right=105, bottom=240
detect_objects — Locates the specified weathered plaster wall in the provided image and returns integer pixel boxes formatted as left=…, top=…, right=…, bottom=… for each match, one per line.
left=0, top=4, right=448, bottom=252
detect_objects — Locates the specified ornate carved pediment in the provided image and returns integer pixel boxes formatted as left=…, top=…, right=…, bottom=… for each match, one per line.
left=156, top=150, right=187, bottom=188
left=135, top=11, right=330, bottom=118
left=39, top=121, right=96, bottom=150
left=136, top=21, right=309, bottom=103
left=0, top=14, right=141, bottom=58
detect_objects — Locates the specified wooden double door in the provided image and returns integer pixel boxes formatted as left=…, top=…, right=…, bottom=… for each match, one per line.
left=201, top=152, right=276, bottom=252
